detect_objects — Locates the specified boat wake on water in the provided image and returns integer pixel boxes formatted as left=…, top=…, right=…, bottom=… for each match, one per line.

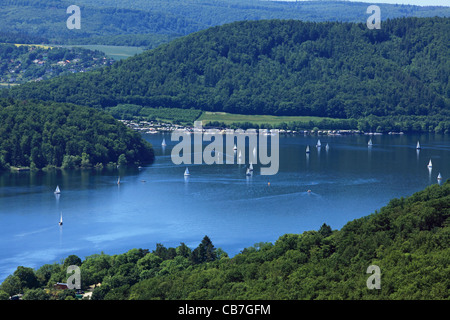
left=15, top=226, right=55, bottom=238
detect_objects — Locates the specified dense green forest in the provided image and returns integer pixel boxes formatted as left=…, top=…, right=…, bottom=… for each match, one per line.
left=1, top=0, right=449, bottom=46
left=0, top=99, right=154, bottom=170
left=1, top=180, right=448, bottom=300
left=4, top=18, right=449, bottom=131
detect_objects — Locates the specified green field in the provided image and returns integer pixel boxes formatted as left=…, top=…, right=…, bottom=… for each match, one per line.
left=198, top=112, right=342, bottom=126
left=57, top=45, right=146, bottom=60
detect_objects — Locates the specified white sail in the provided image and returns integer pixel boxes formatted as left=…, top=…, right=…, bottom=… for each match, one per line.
left=427, top=159, right=432, bottom=168
left=117, top=177, right=120, bottom=184
left=162, top=138, right=166, bottom=146
left=184, top=167, right=190, bottom=176
left=316, top=139, right=321, bottom=147
left=437, top=173, right=442, bottom=180
left=368, top=139, right=373, bottom=146
left=233, top=144, right=237, bottom=150
left=59, top=212, right=63, bottom=225
left=306, top=145, right=310, bottom=153
left=54, top=185, right=60, bottom=194
left=249, top=163, right=253, bottom=171
left=246, top=168, right=251, bottom=176
left=326, top=143, right=329, bottom=151
left=416, top=141, right=421, bottom=149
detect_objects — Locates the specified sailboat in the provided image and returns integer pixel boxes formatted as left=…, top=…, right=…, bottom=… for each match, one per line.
left=233, top=144, right=237, bottom=151
left=416, top=141, right=421, bottom=149
left=54, top=185, right=60, bottom=194
left=161, top=138, right=167, bottom=147
left=427, top=159, right=432, bottom=168
left=246, top=168, right=252, bottom=176
left=58, top=212, right=63, bottom=226
left=306, top=145, right=310, bottom=153
left=368, top=139, right=373, bottom=146
left=437, top=173, right=442, bottom=180
left=249, top=162, right=253, bottom=171
left=184, top=167, right=190, bottom=176
left=325, top=143, right=329, bottom=151
left=117, top=177, right=121, bottom=185
left=316, top=139, right=321, bottom=148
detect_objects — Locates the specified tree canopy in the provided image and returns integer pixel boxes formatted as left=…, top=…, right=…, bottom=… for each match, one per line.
left=0, top=98, right=154, bottom=170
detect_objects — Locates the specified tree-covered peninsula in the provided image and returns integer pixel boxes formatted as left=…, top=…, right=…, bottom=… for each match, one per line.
left=0, top=98, right=154, bottom=170
left=1, top=181, right=448, bottom=300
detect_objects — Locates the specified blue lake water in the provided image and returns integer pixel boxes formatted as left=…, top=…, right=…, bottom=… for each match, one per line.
left=0, top=133, right=448, bottom=282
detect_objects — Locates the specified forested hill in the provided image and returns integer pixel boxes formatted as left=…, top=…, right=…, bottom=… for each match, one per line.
left=1, top=0, right=450, bottom=46
left=0, top=99, right=154, bottom=170
left=4, top=17, right=449, bottom=120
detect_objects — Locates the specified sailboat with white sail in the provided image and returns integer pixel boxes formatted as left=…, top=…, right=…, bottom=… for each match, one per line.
left=161, top=138, right=167, bottom=147
left=416, top=141, right=421, bottom=149
left=316, top=139, right=321, bottom=148
left=437, top=173, right=442, bottom=180
left=54, top=185, right=60, bottom=194
left=368, top=139, right=373, bottom=147
left=427, top=159, right=432, bottom=168
left=249, top=162, right=253, bottom=171
left=58, top=212, right=63, bottom=226
left=184, top=167, right=190, bottom=176
left=306, top=145, right=310, bottom=153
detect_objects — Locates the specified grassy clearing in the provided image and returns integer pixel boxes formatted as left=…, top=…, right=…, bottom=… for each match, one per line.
left=57, top=45, right=146, bottom=60
left=198, top=112, right=341, bottom=126
left=12, top=43, right=54, bottom=49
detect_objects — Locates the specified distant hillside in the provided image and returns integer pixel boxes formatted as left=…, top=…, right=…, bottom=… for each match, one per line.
left=0, top=99, right=154, bottom=170
left=4, top=18, right=449, bottom=122
left=1, top=0, right=449, bottom=46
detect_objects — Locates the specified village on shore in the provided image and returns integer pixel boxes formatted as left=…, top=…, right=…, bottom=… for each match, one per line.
left=119, top=119, right=405, bottom=136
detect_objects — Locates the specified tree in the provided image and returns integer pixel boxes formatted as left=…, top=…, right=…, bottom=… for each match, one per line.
left=13, top=266, right=38, bottom=291
left=22, top=288, right=50, bottom=300
left=63, top=255, right=82, bottom=269
left=0, top=290, right=9, bottom=300
left=318, top=223, right=333, bottom=237
left=117, top=153, right=127, bottom=166
left=176, top=242, right=191, bottom=258
left=190, top=235, right=217, bottom=264
left=0, top=275, right=21, bottom=297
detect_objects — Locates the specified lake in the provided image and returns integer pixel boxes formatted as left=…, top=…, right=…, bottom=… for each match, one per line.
left=0, top=133, right=448, bottom=282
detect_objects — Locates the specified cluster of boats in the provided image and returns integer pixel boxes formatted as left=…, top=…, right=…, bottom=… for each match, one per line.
left=178, top=138, right=444, bottom=183
left=416, top=141, right=443, bottom=182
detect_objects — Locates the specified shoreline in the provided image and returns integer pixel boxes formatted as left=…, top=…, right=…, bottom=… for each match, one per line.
left=119, top=119, right=409, bottom=136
